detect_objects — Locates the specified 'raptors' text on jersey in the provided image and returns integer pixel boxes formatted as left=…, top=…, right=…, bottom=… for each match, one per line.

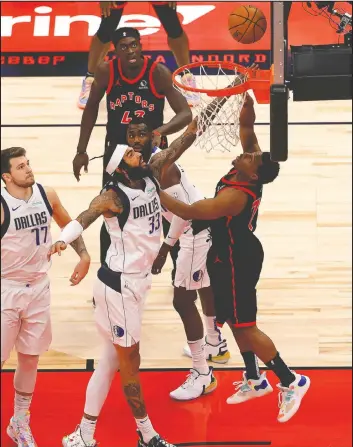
left=103, top=176, right=162, bottom=274
left=1, top=183, right=53, bottom=284
left=106, top=57, right=165, bottom=147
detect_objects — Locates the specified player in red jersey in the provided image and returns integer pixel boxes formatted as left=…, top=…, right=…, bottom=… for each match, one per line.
left=160, top=94, right=311, bottom=424
left=78, top=2, right=200, bottom=108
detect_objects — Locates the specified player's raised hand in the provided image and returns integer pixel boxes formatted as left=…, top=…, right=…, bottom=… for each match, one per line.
left=47, top=241, right=67, bottom=260
left=73, top=153, right=89, bottom=182
left=99, top=1, right=118, bottom=18
left=70, top=256, right=90, bottom=286
left=152, top=130, right=162, bottom=148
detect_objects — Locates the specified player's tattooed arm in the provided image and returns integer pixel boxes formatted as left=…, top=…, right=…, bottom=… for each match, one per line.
left=45, top=186, right=89, bottom=257
left=149, top=119, right=197, bottom=182
left=48, top=190, right=122, bottom=257
left=76, top=189, right=123, bottom=230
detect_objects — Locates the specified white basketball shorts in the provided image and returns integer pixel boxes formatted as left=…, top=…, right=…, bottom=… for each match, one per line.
left=93, top=266, right=152, bottom=348
left=1, top=275, right=52, bottom=363
left=174, top=230, right=211, bottom=291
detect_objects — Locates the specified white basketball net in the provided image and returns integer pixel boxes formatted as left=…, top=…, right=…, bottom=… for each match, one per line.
left=174, top=64, right=246, bottom=153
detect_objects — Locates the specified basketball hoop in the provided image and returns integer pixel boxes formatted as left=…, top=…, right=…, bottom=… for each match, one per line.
left=173, top=61, right=272, bottom=153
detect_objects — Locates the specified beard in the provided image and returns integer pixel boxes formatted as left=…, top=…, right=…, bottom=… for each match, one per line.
left=125, top=164, right=153, bottom=181
left=13, top=176, right=35, bottom=188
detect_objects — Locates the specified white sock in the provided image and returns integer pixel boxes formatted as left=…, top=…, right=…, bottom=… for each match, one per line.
left=135, top=416, right=158, bottom=443
left=204, top=315, right=222, bottom=345
left=80, top=416, right=97, bottom=443
left=188, top=339, right=209, bottom=375
left=14, top=393, right=32, bottom=418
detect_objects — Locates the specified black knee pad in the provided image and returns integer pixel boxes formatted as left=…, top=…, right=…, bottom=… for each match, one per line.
left=152, top=4, right=184, bottom=39
left=96, top=7, right=125, bottom=43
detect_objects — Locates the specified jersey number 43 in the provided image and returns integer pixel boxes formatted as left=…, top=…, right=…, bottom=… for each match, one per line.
left=121, top=110, right=146, bottom=124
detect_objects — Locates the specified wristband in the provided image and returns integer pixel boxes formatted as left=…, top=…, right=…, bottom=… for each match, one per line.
left=58, top=220, right=84, bottom=245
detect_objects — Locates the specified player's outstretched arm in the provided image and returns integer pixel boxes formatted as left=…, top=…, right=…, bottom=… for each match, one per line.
left=239, top=93, right=261, bottom=154
left=160, top=188, right=248, bottom=220
left=149, top=118, right=197, bottom=182
left=152, top=63, right=192, bottom=138
left=45, top=186, right=91, bottom=285
left=74, top=63, right=110, bottom=181
left=48, top=189, right=123, bottom=258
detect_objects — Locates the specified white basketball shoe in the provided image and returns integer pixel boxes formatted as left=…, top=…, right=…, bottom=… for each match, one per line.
left=170, top=367, right=217, bottom=401
left=7, top=412, right=37, bottom=447
left=277, top=373, right=311, bottom=423
left=226, top=371, right=273, bottom=405
left=62, top=425, right=97, bottom=447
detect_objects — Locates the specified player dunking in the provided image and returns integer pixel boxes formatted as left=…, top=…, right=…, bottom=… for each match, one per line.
left=159, top=94, right=311, bottom=423
left=78, top=2, right=200, bottom=108
left=50, top=122, right=197, bottom=446
left=73, top=26, right=191, bottom=268
left=125, top=115, right=230, bottom=401
left=1, top=147, right=90, bottom=446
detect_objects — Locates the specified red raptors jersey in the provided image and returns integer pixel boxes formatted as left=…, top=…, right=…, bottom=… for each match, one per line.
left=105, top=56, right=165, bottom=147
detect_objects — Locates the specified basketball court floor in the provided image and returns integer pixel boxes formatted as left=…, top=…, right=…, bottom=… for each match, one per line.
left=1, top=75, right=352, bottom=446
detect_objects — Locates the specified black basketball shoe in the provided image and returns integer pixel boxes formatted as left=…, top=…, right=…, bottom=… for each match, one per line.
left=137, top=431, right=176, bottom=447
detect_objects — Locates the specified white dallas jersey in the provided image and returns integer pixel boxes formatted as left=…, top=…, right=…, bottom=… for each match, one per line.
left=104, top=176, right=161, bottom=274
left=1, top=183, right=52, bottom=284
left=150, top=147, right=208, bottom=241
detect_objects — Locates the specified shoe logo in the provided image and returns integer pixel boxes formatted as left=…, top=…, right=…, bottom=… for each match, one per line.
left=12, top=205, right=21, bottom=211
left=131, top=195, right=139, bottom=201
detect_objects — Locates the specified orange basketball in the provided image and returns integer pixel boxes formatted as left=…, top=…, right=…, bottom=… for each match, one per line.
left=228, top=5, right=267, bottom=44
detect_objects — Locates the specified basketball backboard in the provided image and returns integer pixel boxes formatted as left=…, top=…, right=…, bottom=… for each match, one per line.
left=270, top=2, right=291, bottom=162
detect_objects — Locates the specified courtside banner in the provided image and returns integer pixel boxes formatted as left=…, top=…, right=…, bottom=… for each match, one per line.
left=1, top=1, right=350, bottom=76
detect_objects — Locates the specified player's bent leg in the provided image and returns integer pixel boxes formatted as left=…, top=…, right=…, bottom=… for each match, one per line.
left=180, top=241, right=230, bottom=364
left=170, top=287, right=216, bottom=401
left=197, top=287, right=230, bottom=364
left=152, top=3, right=200, bottom=106
left=7, top=352, right=39, bottom=447
left=89, top=270, right=175, bottom=445
left=79, top=7, right=124, bottom=109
